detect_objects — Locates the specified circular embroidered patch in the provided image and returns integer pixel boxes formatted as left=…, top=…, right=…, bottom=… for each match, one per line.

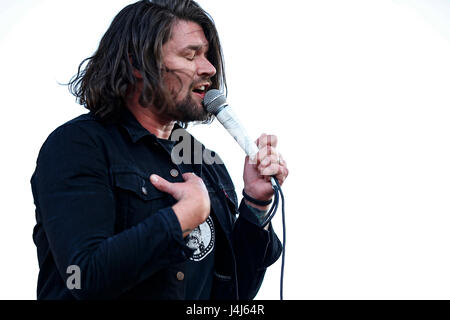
left=185, top=216, right=215, bottom=262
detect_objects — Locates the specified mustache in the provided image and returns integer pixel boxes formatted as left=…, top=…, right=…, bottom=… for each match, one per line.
left=162, top=67, right=212, bottom=88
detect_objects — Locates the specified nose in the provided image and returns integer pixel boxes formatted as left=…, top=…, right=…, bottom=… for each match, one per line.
left=197, top=56, right=217, bottom=78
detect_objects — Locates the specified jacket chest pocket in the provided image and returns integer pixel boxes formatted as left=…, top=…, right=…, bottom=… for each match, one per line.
left=111, top=168, right=175, bottom=231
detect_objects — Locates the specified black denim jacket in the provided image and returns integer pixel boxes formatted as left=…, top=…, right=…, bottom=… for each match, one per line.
left=31, top=109, right=282, bottom=300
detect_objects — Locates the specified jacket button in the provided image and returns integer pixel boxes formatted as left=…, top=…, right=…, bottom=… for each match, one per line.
left=170, top=169, right=179, bottom=178
left=176, top=271, right=185, bottom=281
left=141, top=186, right=148, bottom=195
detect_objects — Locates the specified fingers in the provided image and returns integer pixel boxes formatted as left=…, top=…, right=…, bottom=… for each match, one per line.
left=258, top=153, right=289, bottom=184
left=256, top=146, right=278, bottom=164
left=276, top=159, right=289, bottom=185
left=259, top=161, right=282, bottom=176
left=150, top=174, right=175, bottom=195
left=256, top=133, right=278, bottom=150
left=247, top=134, right=277, bottom=165
left=259, top=153, right=279, bottom=168
left=251, top=133, right=289, bottom=186
left=260, top=163, right=289, bottom=184
left=151, top=172, right=207, bottom=198
left=181, top=172, right=198, bottom=181
left=183, top=172, right=207, bottom=187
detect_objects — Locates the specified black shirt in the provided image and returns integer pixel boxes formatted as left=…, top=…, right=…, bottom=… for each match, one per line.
left=156, top=137, right=215, bottom=299
left=31, top=108, right=282, bottom=300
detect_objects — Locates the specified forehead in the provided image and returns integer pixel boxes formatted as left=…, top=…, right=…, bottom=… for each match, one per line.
left=166, top=20, right=209, bottom=51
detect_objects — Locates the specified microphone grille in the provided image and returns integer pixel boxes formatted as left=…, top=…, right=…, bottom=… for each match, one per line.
left=203, top=89, right=227, bottom=115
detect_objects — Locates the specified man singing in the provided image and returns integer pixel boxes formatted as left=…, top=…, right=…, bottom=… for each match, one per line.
left=31, top=0, right=289, bottom=300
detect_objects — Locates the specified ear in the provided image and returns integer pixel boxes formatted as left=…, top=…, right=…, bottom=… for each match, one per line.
left=129, top=54, right=143, bottom=79
left=133, top=69, right=143, bottom=80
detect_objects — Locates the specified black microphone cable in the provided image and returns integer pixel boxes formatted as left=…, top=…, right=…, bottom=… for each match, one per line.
left=261, top=177, right=286, bottom=301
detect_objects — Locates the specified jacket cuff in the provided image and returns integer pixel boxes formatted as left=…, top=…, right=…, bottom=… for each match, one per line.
left=238, top=199, right=269, bottom=228
left=157, top=207, right=194, bottom=263
left=237, top=199, right=283, bottom=268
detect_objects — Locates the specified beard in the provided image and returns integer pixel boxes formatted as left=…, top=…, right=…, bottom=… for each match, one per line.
left=165, top=90, right=210, bottom=123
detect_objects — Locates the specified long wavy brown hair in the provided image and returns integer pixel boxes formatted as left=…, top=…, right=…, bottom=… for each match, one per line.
left=68, top=0, right=226, bottom=123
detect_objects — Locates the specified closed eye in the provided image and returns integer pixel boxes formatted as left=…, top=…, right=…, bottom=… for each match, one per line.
left=182, top=44, right=208, bottom=62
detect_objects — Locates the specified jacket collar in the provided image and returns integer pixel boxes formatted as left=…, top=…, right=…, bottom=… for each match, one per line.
left=117, top=108, right=203, bottom=177
left=119, top=107, right=183, bottom=144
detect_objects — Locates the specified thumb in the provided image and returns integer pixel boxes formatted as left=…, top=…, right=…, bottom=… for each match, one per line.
left=150, top=174, right=175, bottom=196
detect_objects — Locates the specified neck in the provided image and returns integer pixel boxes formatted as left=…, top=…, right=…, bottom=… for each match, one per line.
left=126, top=88, right=175, bottom=140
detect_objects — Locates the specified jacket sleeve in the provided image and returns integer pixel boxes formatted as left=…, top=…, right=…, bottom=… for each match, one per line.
left=32, top=124, right=191, bottom=300
left=232, top=199, right=283, bottom=300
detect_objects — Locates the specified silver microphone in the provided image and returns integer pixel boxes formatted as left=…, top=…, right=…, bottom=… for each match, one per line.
left=204, top=89, right=277, bottom=188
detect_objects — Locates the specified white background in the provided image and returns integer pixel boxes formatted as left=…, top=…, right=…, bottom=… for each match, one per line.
left=1, top=0, right=450, bottom=300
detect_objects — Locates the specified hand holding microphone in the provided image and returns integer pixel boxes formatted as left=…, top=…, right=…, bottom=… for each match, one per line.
left=244, top=133, right=288, bottom=209
left=203, top=89, right=289, bottom=206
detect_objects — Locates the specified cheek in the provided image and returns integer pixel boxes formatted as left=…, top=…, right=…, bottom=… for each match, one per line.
left=163, top=73, right=179, bottom=91
left=162, top=73, right=192, bottom=103
left=165, top=70, right=195, bottom=94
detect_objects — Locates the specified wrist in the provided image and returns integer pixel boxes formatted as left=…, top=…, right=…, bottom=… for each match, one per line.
left=242, top=189, right=272, bottom=210
left=244, top=199, right=271, bottom=212
left=172, top=204, right=191, bottom=238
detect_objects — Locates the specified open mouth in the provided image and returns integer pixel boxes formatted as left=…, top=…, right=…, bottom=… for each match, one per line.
left=192, top=83, right=210, bottom=97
